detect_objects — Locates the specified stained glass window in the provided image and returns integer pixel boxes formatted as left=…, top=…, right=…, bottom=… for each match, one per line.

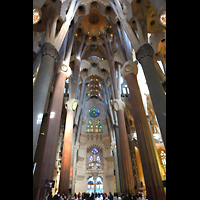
left=89, top=156, right=93, bottom=162
left=92, top=148, right=98, bottom=154
left=88, top=107, right=100, bottom=117
left=87, top=120, right=93, bottom=132
left=99, top=125, right=102, bottom=132
left=95, top=125, right=98, bottom=132
left=90, top=125, right=93, bottom=132
left=96, top=120, right=101, bottom=124
left=93, top=120, right=102, bottom=133
left=86, top=125, right=90, bottom=133
left=96, top=156, right=101, bottom=162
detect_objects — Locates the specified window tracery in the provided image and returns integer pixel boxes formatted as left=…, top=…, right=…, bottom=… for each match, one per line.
left=86, top=119, right=102, bottom=133
left=88, top=107, right=100, bottom=118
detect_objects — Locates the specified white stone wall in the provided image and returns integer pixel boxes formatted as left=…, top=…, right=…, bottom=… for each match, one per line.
left=74, top=98, right=115, bottom=194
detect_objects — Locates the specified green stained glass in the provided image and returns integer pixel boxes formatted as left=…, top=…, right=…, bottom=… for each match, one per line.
left=88, top=107, right=100, bottom=117
left=99, top=125, right=102, bottom=132
left=86, top=125, right=90, bottom=132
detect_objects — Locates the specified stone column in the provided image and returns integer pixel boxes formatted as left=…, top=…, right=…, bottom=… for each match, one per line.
left=103, top=77, right=124, bottom=193
left=109, top=58, right=135, bottom=193
left=33, top=62, right=71, bottom=200
left=112, top=99, right=135, bottom=194
left=121, top=61, right=165, bottom=200
left=59, top=98, right=77, bottom=194
left=136, top=44, right=166, bottom=148
left=117, top=63, right=121, bottom=99
left=113, top=124, right=124, bottom=193
left=111, top=141, right=121, bottom=194
left=33, top=42, right=58, bottom=161
left=59, top=62, right=81, bottom=195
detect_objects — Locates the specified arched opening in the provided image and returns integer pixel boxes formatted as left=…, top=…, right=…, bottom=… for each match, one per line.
left=87, top=176, right=103, bottom=194
left=96, top=176, right=103, bottom=193
left=87, top=176, right=94, bottom=194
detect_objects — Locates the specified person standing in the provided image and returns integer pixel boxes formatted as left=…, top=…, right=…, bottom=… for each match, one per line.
left=109, top=192, right=113, bottom=200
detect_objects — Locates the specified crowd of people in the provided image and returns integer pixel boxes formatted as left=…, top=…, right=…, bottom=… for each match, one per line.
left=46, top=192, right=147, bottom=200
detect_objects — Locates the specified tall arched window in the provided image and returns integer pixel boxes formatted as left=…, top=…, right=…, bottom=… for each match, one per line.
left=88, top=148, right=102, bottom=171
left=95, top=120, right=102, bottom=133
left=86, top=119, right=93, bottom=132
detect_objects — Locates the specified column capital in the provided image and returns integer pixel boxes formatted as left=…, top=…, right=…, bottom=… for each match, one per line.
left=121, top=60, right=138, bottom=78
left=136, top=43, right=154, bottom=62
left=57, top=61, right=72, bottom=78
left=65, top=98, right=79, bottom=111
left=112, top=99, right=125, bottom=111
left=41, top=42, right=58, bottom=60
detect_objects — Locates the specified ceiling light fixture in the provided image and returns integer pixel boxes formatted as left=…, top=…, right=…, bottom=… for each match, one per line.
left=33, top=7, right=41, bottom=24
left=158, top=9, right=166, bottom=27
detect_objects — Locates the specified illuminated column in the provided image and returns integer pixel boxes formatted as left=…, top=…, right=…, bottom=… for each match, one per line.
left=121, top=61, right=165, bottom=200
left=59, top=59, right=81, bottom=194
left=136, top=44, right=166, bottom=148
left=111, top=141, right=121, bottom=194
left=59, top=98, right=78, bottom=194
left=33, top=42, right=58, bottom=161
left=33, top=62, right=71, bottom=200
left=134, top=147, right=145, bottom=191
left=103, top=76, right=124, bottom=193
left=117, top=63, right=121, bottom=99
left=71, top=76, right=88, bottom=194
left=110, top=62, right=135, bottom=194
left=112, top=99, right=135, bottom=194
left=111, top=0, right=166, bottom=148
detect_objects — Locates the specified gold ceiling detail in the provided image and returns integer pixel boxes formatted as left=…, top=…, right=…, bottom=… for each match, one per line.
left=79, top=9, right=109, bottom=36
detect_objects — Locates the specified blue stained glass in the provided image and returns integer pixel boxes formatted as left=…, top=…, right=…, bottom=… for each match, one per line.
left=92, top=148, right=98, bottom=154
left=89, top=156, right=93, bottom=162
left=96, top=156, right=101, bottom=162
left=88, top=107, right=100, bottom=117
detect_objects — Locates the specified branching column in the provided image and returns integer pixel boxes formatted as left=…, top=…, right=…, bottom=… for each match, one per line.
left=121, top=61, right=165, bottom=200
left=111, top=0, right=166, bottom=148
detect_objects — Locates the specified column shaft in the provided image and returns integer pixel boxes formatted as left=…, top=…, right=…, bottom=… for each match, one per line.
left=59, top=59, right=81, bottom=194
left=33, top=71, right=67, bottom=200
left=110, top=62, right=135, bottom=193
left=33, top=42, right=58, bottom=161
left=136, top=43, right=166, bottom=148
left=113, top=124, right=125, bottom=193
left=59, top=109, right=74, bottom=194
left=116, top=110, right=135, bottom=193
left=125, top=71, right=165, bottom=200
